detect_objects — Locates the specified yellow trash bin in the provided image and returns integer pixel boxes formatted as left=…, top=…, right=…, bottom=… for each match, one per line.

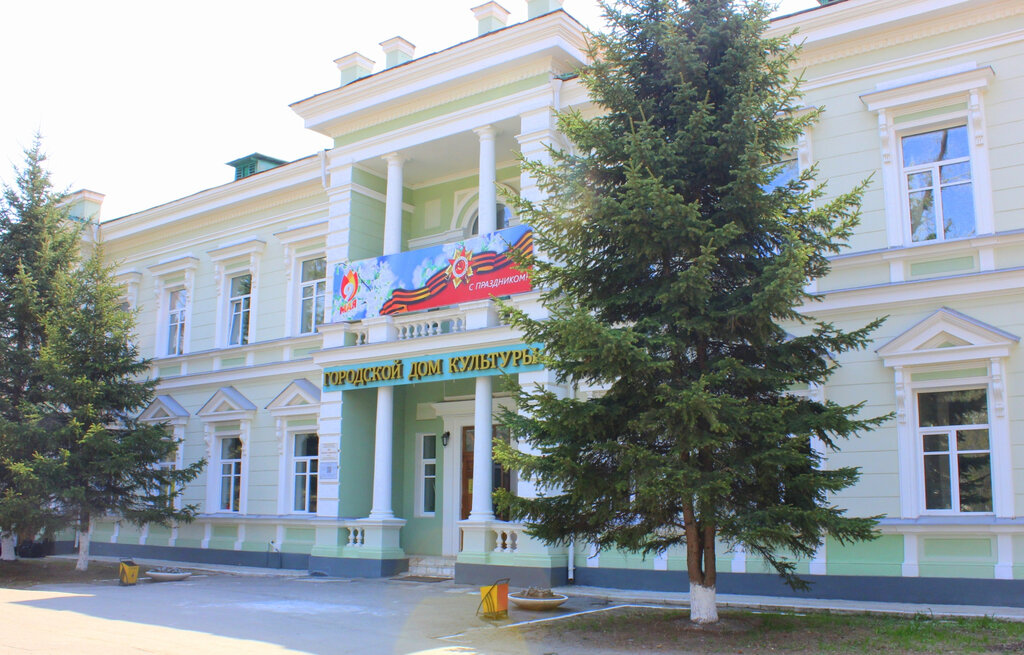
left=478, top=579, right=510, bottom=619
left=119, top=559, right=139, bottom=586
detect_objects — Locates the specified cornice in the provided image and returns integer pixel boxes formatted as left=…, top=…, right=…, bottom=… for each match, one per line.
left=99, top=157, right=324, bottom=243
left=291, top=11, right=589, bottom=138
left=776, top=0, right=1024, bottom=69
left=207, top=238, right=267, bottom=263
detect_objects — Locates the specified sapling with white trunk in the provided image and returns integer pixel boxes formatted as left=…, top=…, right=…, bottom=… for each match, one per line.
left=495, top=0, right=885, bottom=624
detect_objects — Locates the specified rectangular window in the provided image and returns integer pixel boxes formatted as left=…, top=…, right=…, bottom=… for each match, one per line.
left=219, top=437, right=243, bottom=512
left=299, top=257, right=326, bottom=335
left=292, top=433, right=319, bottom=513
left=918, top=388, right=992, bottom=513
left=166, top=288, right=187, bottom=355
left=420, top=434, right=437, bottom=515
left=228, top=273, right=252, bottom=346
left=763, top=156, right=798, bottom=192
left=901, top=125, right=975, bottom=243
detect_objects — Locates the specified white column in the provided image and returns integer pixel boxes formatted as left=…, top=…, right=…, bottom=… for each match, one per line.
left=469, top=375, right=495, bottom=520
left=474, top=125, right=497, bottom=234
left=369, top=386, right=395, bottom=518
left=383, top=153, right=405, bottom=256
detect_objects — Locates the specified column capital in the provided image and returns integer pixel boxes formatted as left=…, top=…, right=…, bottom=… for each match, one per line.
left=473, top=124, right=497, bottom=140
left=382, top=152, right=407, bottom=166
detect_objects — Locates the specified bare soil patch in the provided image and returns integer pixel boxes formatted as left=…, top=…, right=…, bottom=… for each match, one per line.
left=0, top=557, right=121, bottom=588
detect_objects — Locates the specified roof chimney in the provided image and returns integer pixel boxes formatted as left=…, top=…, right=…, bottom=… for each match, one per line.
left=526, top=0, right=563, bottom=19
left=472, top=2, right=511, bottom=35
left=335, top=52, right=375, bottom=86
left=380, top=37, right=415, bottom=69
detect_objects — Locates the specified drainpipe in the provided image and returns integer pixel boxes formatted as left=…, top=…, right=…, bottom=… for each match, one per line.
left=568, top=537, right=575, bottom=582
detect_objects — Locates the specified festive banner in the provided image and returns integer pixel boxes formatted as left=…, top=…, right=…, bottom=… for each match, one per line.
left=331, top=224, right=532, bottom=321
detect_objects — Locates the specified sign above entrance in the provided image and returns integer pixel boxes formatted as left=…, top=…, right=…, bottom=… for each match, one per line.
left=322, top=344, right=543, bottom=392
left=331, top=225, right=532, bottom=321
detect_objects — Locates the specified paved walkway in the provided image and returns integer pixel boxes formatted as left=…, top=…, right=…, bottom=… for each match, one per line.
left=4, top=555, right=1020, bottom=655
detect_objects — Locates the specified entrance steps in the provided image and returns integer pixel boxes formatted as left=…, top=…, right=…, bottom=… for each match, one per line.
left=405, top=555, right=456, bottom=579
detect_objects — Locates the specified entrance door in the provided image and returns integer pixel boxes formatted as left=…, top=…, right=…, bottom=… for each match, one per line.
left=460, top=425, right=511, bottom=521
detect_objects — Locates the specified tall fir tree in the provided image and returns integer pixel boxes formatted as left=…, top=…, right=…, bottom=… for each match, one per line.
left=37, top=248, right=204, bottom=570
left=0, top=138, right=80, bottom=560
left=496, top=0, right=887, bottom=623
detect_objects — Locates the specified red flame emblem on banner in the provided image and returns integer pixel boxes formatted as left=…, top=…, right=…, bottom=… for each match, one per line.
left=339, top=269, right=359, bottom=313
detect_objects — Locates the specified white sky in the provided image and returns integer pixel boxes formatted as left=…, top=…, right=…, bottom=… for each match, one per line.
left=0, top=0, right=817, bottom=221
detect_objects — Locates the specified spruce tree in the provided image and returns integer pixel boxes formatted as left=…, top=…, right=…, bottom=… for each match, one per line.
left=0, top=138, right=80, bottom=560
left=497, top=0, right=886, bottom=623
left=38, top=249, right=204, bottom=570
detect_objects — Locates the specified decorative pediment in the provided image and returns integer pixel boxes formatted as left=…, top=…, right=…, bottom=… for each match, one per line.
left=139, top=395, right=189, bottom=425
left=878, top=308, right=1019, bottom=368
left=266, top=379, right=321, bottom=417
left=197, top=386, right=257, bottom=422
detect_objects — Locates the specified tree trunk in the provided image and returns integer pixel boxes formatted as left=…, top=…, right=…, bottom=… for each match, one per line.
left=683, top=504, right=719, bottom=624
left=1, top=532, right=16, bottom=561
left=75, top=514, right=92, bottom=572
left=689, top=581, right=718, bottom=624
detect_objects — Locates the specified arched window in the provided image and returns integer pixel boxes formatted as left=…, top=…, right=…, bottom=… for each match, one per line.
left=469, top=203, right=514, bottom=235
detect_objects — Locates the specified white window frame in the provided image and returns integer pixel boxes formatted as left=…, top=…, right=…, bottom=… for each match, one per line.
left=208, top=239, right=265, bottom=349
left=267, top=379, right=323, bottom=516
left=861, top=66, right=995, bottom=257
left=274, top=220, right=327, bottom=338
left=197, top=387, right=256, bottom=515
left=878, top=308, right=1016, bottom=519
left=898, top=121, right=976, bottom=245
left=297, top=256, right=327, bottom=336
left=227, top=272, right=253, bottom=346
left=147, top=256, right=198, bottom=359
left=290, top=431, right=320, bottom=514
left=915, top=386, right=993, bottom=515
left=217, top=434, right=244, bottom=513
left=415, top=433, right=438, bottom=518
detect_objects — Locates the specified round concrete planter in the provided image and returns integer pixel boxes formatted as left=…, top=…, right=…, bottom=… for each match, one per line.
left=507, top=593, right=568, bottom=610
left=146, top=570, right=192, bottom=582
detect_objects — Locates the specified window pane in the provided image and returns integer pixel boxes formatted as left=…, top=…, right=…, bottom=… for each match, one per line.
left=957, top=429, right=989, bottom=451
left=763, top=159, right=798, bottom=192
left=940, top=162, right=971, bottom=184
left=924, top=454, right=952, bottom=510
left=309, top=478, right=317, bottom=513
left=294, top=434, right=318, bottom=457
left=423, top=435, right=436, bottom=460
left=902, top=126, right=968, bottom=167
left=424, top=477, right=435, bottom=513
left=221, top=437, right=242, bottom=460
left=425, top=463, right=436, bottom=477
left=221, top=476, right=232, bottom=510
left=301, top=297, right=313, bottom=333
left=232, top=474, right=240, bottom=511
left=958, top=453, right=992, bottom=512
left=314, top=292, right=325, bottom=329
left=295, top=460, right=308, bottom=474
left=301, top=257, right=326, bottom=282
left=907, top=171, right=932, bottom=190
left=923, top=433, right=948, bottom=452
left=909, top=190, right=936, bottom=242
left=170, top=289, right=187, bottom=310
left=941, top=182, right=975, bottom=239
left=294, top=475, right=306, bottom=512
left=230, top=274, right=251, bottom=297
left=918, top=390, right=987, bottom=427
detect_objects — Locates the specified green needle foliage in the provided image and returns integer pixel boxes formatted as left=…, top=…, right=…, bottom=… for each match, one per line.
left=0, top=138, right=203, bottom=566
left=496, top=0, right=887, bottom=611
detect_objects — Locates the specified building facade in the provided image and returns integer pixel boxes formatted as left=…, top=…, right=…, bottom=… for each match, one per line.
left=73, top=0, right=1024, bottom=604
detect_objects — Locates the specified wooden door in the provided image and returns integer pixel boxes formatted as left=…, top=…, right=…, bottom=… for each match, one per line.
left=460, top=425, right=512, bottom=521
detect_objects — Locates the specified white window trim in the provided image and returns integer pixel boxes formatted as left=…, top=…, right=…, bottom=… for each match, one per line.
left=914, top=385, right=992, bottom=515
left=147, top=256, right=198, bottom=359
left=213, top=432, right=245, bottom=513
left=208, top=239, right=265, bottom=348
left=296, top=256, right=328, bottom=336
left=275, top=221, right=327, bottom=338
left=267, top=379, right=323, bottom=516
left=878, top=308, right=1017, bottom=519
left=287, top=429, right=320, bottom=514
left=197, top=387, right=257, bottom=515
left=114, top=270, right=142, bottom=310
left=138, top=396, right=188, bottom=517
left=415, top=432, right=438, bottom=518
left=226, top=272, right=254, bottom=346
left=861, top=66, right=995, bottom=273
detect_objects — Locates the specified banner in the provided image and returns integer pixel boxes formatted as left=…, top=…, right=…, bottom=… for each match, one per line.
left=331, top=224, right=532, bottom=321
left=322, top=344, right=544, bottom=391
